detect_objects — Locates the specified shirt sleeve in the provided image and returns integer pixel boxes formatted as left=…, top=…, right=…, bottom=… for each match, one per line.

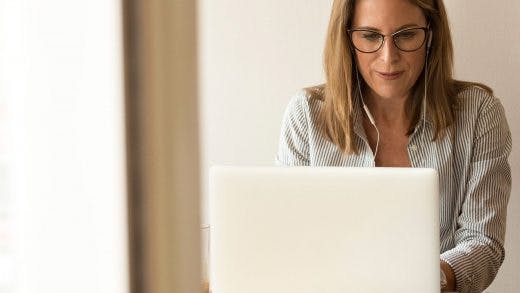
left=276, top=93, right=311, bottom=166
left=440, top=97, right=512, bottom=293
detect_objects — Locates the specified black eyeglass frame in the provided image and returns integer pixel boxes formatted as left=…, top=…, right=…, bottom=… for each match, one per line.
left=347, top=27, right=430, bottom=53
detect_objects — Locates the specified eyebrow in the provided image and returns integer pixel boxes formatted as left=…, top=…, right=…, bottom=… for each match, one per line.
left=353, top=23, right=422, bottom=31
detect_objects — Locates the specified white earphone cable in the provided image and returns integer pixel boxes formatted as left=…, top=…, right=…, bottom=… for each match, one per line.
left=355, top=68, right=380, bottom=160
left=422, top=43, right=430, bottom=138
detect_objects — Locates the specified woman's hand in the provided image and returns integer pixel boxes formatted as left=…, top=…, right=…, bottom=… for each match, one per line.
left=440, top=260, right=456, bottom=292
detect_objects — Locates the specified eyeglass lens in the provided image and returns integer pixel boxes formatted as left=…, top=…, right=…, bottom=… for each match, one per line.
left=350, top=28, right=426, bottom=53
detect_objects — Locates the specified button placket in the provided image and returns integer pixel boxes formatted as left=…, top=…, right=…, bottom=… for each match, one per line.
left=408, top=137, right=423, bottom=167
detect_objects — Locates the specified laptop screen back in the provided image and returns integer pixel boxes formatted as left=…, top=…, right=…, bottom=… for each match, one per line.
left=210, top=167, right=439, bottom=293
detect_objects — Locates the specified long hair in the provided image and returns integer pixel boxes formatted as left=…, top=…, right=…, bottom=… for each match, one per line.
left=310, top=0, right=492, bottom=154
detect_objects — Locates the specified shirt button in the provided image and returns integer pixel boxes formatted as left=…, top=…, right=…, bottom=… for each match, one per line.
left=409, top=145, right=417, bottom=151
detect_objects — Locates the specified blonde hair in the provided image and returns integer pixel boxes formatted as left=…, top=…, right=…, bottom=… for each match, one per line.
left=310, top=0, right=492, bottom=154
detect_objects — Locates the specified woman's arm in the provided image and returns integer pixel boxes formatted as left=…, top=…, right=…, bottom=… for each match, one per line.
left=441, top=97, right=512, bottom=293
left=276, top=92, right=311, bottom=166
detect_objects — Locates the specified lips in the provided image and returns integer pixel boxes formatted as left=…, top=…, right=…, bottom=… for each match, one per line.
left=376, top=71, right=404, bottom=80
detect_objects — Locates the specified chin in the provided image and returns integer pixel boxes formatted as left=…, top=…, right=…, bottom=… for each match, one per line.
left=372, top=88, right=409, bottom=100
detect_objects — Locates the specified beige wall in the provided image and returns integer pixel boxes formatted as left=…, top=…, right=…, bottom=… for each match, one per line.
left=199, top=1, right=520, bottom=291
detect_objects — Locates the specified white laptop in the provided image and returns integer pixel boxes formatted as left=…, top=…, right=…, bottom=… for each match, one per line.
left=209, top=166, right=440, bottom=293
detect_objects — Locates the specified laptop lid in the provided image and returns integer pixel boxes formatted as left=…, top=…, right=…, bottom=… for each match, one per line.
left=209, top=166, right=439, bottom=293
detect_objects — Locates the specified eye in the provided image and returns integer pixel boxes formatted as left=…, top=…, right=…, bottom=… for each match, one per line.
left=396, top=31, right=417, bottom=40
left=361, top=32, right=381, bottom=42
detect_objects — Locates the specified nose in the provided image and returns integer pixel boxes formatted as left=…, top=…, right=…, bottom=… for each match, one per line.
left=379, top=37, right=400, bottom=64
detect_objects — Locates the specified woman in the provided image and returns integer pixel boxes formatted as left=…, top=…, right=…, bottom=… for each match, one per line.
left=277, top=0, right=512, bottom=292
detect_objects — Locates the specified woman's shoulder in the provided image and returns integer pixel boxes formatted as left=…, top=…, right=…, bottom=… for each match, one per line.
left=457, top=84, right=500, bottom=105
left=455, top=84, right=500, bottom=111
left=452, top=84, right=509, bottom=135
left=284, top=86, right=325, bottom=117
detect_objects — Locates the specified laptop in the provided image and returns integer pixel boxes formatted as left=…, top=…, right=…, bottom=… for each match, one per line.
left=209, top=166, right=440, bottom=293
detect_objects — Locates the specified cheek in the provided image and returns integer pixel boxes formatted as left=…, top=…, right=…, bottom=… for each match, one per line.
left=406, top=53, right=426, bottom=80
left=354, top=54, right=375, bottom=81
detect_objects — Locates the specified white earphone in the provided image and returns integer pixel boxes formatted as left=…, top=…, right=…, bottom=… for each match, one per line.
left=421, top=30, right=432, bottom=137
left=355, top=67, right=380, bottom=159
left=363, top=104, right=376, bottom=126
left=426, top=31, right=433, bottom=53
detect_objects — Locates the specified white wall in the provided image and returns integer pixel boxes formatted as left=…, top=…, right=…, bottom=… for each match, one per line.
left=199, top=0, right=520, bottom=291
left=198, top=0, right=332, bottom=223
left=0, top=1, right=128, bottom=292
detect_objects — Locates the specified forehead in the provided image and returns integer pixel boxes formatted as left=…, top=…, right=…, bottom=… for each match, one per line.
left=352, top=0, right=426, bottom=31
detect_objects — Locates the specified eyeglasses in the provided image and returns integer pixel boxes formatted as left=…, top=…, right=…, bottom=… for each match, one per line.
left=348, top=27, right=429, bottom=53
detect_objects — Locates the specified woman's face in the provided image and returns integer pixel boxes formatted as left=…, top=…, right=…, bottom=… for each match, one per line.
left=351, top=0, right=427, bottom=102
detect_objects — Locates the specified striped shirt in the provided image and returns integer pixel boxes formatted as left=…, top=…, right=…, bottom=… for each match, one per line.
left=276, top=86, right=512, bottom=293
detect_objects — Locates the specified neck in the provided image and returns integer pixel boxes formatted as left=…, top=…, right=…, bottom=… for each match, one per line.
left=364, top=91, right=410, bottom=127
